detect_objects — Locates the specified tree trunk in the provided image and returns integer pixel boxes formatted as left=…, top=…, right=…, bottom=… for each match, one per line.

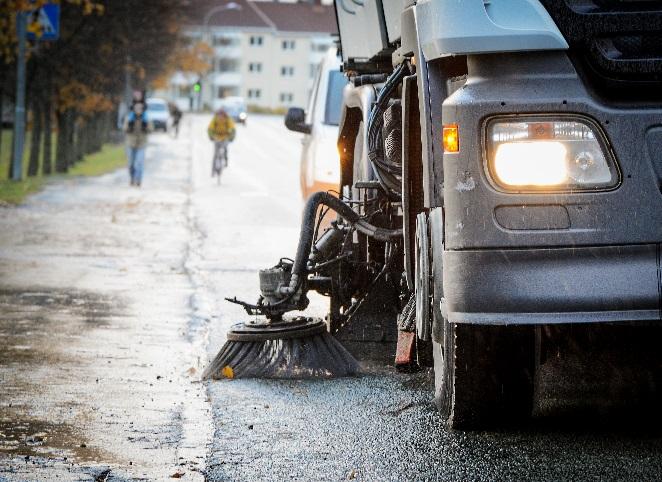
left=66, top=110, right=77, bottom=166
left=102, top=112, right=113, bottom=143
left=86, top=116, right=96, bottom=155
left=0, top=86, right=3, bottom=166
left=77, top=119, right=86, bottom=158
left=94, top=114, right=103, bottom=152
left=74, top=115, right=84, bottom=163
left=8, top=128, right=17, bottom=179
left=43, top=95, right=52, bottom=175
left=28, top=99, right=42, bottom=177
left=55, top=110, right=68, bottom=173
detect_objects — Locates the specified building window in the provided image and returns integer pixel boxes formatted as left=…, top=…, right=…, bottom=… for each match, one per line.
left=311, top=43, right=329, bottom=53
left=213, top=36, right=239, bottom=47
left=218, top=87, right=239, bottom=98
left=281, top=40, right=295, bottom=50
left=250, top=36, right=263, bottom=46
left=280, top=66, right=294, bottom=77
left=248, top=62, right=262, bottom=73
left=216, top=58, right=240, bottom=73
left=279, top=92, right=294, bottom=103
left=309, top=63, right=318, bottom=79
left=248, top=89, right=262, bottom=99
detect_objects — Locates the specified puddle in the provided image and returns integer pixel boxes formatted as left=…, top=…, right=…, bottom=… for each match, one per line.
left=0, top=416, right=111, bottom=463
left=0, top=289, right=121, bottom=314
left=0, top=288, right=125, bottom=462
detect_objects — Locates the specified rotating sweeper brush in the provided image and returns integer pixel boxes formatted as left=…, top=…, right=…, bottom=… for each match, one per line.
left=202, top=192, right=401, bottom=380
left=201, top=317, right=360, bottom=379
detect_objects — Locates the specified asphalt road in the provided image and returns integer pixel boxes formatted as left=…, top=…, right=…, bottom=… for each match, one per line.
left=1, top=114, right=662, bottom=481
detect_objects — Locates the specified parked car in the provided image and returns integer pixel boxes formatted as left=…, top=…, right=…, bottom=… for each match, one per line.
left=217, top=96, right=247, bottom=125
left=285, top=48, right=348, bottom=199
left=145, top=98, right=171, bottom=132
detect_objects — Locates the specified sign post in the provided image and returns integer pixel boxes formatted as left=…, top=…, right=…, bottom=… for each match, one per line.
left=11, top=11, right=28, bottom=181
left=27, top=3, right=60, bottom=42
left=12, top=2, right=60, bottom=182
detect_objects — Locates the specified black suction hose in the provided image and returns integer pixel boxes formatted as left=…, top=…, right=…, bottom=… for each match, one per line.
left=226, top=192, right=402, bottom=313
left=290, top=192, right=402, bottom=281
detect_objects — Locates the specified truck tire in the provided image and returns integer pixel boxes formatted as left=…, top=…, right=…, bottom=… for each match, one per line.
left=433, top=320, right=535, bottom=429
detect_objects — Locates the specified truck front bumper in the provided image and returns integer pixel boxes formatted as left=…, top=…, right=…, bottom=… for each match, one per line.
left=441, top=244, right=662, bottom=325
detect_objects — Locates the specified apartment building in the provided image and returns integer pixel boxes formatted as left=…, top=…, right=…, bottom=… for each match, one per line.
left=168, top=0, right=337, bottom=112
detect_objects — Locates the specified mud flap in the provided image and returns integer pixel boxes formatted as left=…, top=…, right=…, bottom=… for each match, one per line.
left=333, top=273, right=399, bottom=362
left=395, top=331, right=416, bottom=370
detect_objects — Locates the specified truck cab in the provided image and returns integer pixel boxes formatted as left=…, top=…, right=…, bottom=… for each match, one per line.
left=332, top=0, right=662, bottom=428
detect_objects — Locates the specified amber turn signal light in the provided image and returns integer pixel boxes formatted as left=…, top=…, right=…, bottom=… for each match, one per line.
left=443, top=124, right=459, bottom=153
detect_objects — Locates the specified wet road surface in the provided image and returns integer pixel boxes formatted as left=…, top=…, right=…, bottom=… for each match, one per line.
left=1, top=115, right=662, bottom=480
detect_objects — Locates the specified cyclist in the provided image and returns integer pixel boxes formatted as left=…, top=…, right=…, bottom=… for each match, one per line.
left=207, top=108, right=236, bottom=177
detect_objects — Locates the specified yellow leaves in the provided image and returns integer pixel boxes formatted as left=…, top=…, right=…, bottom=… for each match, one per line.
left=57, top=81, right=113, bottom=114
left=195, top=41, right=214, bottom=57
left=221, top=365, right=235, bottom=379
left=135, top=65, right=146, bottom=81
left=148, top=40, right=213, bottom=91
left=151, top=74, right=170, bottom=91
left=65, top=0, right=104, bottom=16
left=166, top=20, right=180, bottom=35
left=99, top=42, right=113, bottom=57
left=170, top=42, right=212, bottom=74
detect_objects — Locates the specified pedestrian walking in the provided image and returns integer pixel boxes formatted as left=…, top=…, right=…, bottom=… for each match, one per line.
left=123, top=100, right=152, bottom=187
left=169, top=103, right=183, bottom=138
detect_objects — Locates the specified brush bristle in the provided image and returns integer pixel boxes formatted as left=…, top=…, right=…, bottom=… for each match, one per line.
left=202, top=332, right=361, bottom=380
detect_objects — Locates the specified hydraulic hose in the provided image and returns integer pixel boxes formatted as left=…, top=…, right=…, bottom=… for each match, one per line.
left=366, top=62, right=410, bottom=200
left=289, top=192, right=402, bottom=290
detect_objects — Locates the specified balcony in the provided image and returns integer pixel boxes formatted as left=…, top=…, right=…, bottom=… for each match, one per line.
left=214, top=46, right=242, bottom=59
left=212, top=72, right=242, bottom=87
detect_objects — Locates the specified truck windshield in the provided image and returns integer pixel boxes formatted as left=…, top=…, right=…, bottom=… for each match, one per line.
left=324, top=70, right=347, bottom=126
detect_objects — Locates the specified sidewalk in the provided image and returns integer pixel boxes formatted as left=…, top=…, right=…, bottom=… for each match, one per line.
left=0, top=126, right=212, bottom=480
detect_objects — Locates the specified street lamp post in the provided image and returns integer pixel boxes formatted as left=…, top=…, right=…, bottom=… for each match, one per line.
left=200, top=2, right=241, bottom=111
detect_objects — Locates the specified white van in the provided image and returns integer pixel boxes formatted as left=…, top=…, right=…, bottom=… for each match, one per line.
left=145, top=98, right=171, bottom=132
left=285, top=48, right=347, bottom=199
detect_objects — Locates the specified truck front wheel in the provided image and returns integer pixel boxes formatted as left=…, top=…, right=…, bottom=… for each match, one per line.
left=433, top=320, right=535, bottom=429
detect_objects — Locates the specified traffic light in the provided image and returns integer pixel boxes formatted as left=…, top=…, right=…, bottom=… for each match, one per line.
left=193, top=80, right=201, bottom=93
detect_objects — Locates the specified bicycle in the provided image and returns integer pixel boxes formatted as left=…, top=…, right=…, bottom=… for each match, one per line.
left=212, top=141, right=227, bottom=185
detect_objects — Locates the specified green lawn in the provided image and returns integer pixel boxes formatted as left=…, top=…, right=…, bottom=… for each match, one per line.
left=67, top=144, right=126, bottom=177
left=0, top=129, right=57, bottom=181
left=0, top=177, right=44, bottom=205
left=0, top=129, right=125, bottom=204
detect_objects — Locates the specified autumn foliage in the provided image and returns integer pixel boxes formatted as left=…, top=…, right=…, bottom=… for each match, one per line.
left=0, top=0, right=188, bottom=177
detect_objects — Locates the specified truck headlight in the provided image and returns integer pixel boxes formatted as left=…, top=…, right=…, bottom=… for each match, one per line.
left=484, top=116, right=619, bottom=192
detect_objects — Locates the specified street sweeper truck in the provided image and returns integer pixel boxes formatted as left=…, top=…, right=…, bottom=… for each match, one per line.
left=205, top=0, right=662, bottom=429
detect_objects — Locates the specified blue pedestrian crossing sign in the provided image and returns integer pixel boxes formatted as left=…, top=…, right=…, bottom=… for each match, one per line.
left=27, top=3, right=60, bottom=41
